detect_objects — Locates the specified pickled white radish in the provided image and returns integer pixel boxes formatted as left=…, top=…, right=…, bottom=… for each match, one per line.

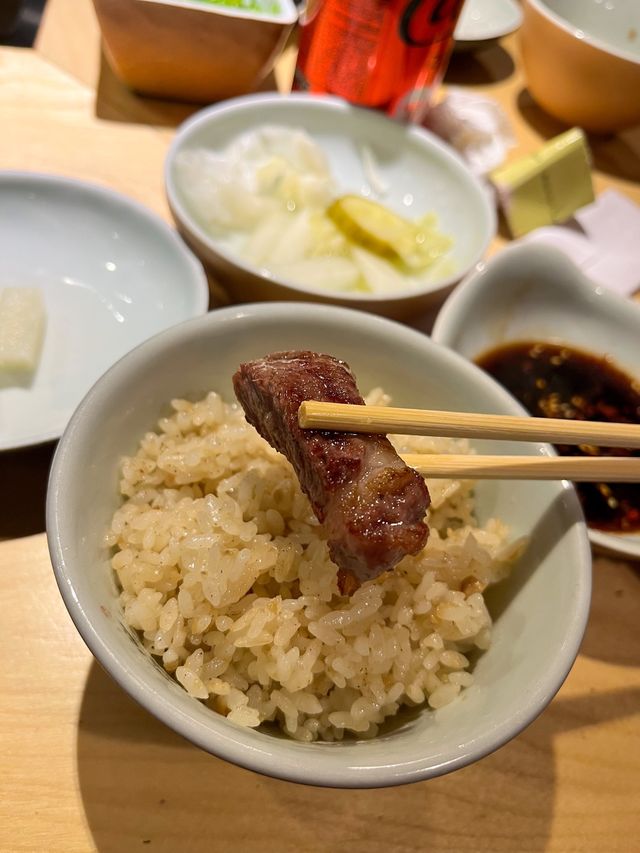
left=270, top=257, right=361, bottom=292
left=0, top=288, right=46, bottom=386
left=350, top=247, right=409, bottom=294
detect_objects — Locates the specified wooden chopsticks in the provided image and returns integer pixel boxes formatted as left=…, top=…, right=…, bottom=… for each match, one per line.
left=298, top=402, right=640, bottom=482
left=400, top=454, right=640, bottom=481
left=298, top=402, right=640, bottom=447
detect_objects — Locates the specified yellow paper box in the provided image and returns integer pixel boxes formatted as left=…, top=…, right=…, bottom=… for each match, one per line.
left=491, top=128, right=595, bottom=238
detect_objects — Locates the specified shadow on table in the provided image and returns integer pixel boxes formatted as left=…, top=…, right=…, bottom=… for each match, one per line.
left=93, top=51, right=199, bottom=128
left=516, top=88, right=640, bottom=184
left=75, top=659, right=640, bottom=853
left=0, top=0, right=47, bottom=48
left=444, top=43, right=516, bottom=86
left=0, top=441, right=56, bottom=538
left=579, top=556, right=640, bottom=668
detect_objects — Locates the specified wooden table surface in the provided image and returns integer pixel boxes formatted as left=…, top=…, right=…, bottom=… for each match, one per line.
left=1, top=2, right=639, bottom=851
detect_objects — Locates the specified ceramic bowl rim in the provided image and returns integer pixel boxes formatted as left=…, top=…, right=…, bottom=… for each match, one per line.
left=136, top=0, right=299, bottom=25
left=526, top=0, right=640, bottom=66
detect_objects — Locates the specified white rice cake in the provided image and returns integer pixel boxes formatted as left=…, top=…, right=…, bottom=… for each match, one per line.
left=0, top=287, right=46, bottom=386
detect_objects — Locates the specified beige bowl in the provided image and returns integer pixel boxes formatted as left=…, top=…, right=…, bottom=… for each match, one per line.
left=520, top=0, right=640, bottom=133
left=92, top=0, right=298, bottom=103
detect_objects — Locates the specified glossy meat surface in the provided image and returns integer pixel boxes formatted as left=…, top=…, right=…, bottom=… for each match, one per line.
left=232, top=351, right=430, bottom=589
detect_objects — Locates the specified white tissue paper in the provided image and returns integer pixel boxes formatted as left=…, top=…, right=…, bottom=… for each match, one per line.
left=425, top=88, right=515, bottom=177
left=522, top=190, right=640, bottom=297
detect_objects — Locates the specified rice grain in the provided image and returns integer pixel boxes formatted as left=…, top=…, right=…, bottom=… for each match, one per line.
left=108, top=391, right=520, bottom=740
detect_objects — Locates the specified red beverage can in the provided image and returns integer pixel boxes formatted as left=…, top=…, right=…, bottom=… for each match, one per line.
left=294, top=0, right=466, bottom=123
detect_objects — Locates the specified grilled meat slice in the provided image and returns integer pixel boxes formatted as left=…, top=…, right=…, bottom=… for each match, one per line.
left=233, top=351, right=430, bottom=590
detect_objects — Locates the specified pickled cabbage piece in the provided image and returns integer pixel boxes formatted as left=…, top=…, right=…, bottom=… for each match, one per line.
left=328, top=195, right=452, bottom=272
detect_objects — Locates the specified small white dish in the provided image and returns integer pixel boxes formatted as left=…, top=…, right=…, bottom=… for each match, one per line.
left=454, top=0, right=523, bottom=51
left=47, top=302, right=590, bottom=787
left=0, top=172, right=209, bottom=451
left=165, top=93, right=495, bottom=320
left=433, top=242, right=640, bottom=560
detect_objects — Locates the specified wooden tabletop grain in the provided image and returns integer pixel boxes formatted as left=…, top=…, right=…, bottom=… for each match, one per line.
left=1, top=2, right=639, bottom=851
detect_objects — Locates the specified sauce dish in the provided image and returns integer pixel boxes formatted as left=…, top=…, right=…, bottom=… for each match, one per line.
left=433, top=242, right=640, bottom=559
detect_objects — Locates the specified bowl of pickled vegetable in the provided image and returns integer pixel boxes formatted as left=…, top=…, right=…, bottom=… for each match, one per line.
left=165, top=93, right=496, bottom=319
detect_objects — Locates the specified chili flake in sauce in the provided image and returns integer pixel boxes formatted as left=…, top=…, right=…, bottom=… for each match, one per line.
left=476, top=341, right=640, bottom=533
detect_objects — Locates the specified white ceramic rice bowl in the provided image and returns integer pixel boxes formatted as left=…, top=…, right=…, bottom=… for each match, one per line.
left=47, top=303, right=590, bottom=787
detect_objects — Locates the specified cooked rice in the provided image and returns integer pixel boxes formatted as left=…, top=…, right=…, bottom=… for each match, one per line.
left=106, top=388, right=522, bottom=741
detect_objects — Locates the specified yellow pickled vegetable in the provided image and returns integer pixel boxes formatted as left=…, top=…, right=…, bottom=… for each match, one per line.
left=327, top=195, right=451, bottom=271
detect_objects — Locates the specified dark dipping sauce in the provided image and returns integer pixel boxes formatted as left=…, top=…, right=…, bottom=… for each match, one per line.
left=475, top=341, right=640, bottom=533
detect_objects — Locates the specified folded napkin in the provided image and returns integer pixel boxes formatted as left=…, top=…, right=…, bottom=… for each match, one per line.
left=522, top=190, right=640, bottom=297
left=425, top=88, right=515, bottom=177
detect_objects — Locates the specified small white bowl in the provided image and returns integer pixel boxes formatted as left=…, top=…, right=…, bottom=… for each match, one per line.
left=165, top=93, right=496, bottom=320
left=0, top=172, right=208, bottom=451
left=433, top=242, right=640, bottom=560
left=47, top=302, right=590, bottom=788
left=454, top=0, right=523, bottom=52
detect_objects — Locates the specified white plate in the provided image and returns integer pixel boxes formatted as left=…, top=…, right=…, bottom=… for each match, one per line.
left=0, top=172, right=209, bottom=451
left=454, top=0, right=523, bottom=50
left=433, top=242, right=640, bottom=561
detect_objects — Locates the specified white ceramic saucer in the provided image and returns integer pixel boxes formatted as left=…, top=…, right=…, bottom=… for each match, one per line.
left=454, top=0, right=523, bottom=51
left=0, top=172, right=208, bottom=451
